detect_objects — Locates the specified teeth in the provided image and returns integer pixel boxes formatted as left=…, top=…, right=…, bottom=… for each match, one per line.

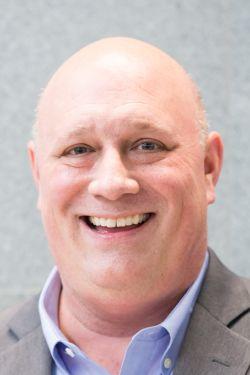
left=88, top=213, right=150, bottom=228
left=95, top=217, right=101, bottom=226
left=106, top=219, right=116, bottom=228
left=117, top=218, right=126, bottom=227
left=125, top=217, right=133, bottom=226
left=100, top=218, right=106, bottom=226
left=132, top=215, right=140, bottom=225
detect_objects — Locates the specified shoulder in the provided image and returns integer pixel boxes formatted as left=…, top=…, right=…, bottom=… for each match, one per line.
left=198, top=248, right=250, bottom=339
left=0, top=295, right=40, bottom=351
left=0, top=296, right=52, bottom=375
left=175, top=250, right=250, bottom=374
left=243, top=276, right=250, bottom=294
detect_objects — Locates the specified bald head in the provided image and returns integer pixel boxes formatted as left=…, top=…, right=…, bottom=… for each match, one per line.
left=33, top=37, right=208, bottom=144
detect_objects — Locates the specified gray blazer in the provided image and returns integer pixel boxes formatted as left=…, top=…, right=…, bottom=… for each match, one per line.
left=0, top=250, right=250, bottom=375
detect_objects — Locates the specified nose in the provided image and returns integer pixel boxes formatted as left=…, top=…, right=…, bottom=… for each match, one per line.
left=88, top=150, right=140, bottom=201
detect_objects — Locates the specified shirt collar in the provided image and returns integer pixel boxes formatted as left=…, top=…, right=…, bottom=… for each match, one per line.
left=160, top=251, right=209, bottom=372
left=39, top=251, right=209, bottom=372
left=39, top=267, right=67, bottom=356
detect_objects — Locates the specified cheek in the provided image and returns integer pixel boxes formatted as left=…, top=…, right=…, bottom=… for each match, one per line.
left=139, top=162, right=188, bottom=202
left=141, top=158, right=207, bottom=217
left=39, top=166, right=89, bottom=210
left=38, top=167, right=90, bottom=262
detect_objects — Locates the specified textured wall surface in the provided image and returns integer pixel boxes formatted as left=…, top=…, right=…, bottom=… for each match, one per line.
left=0, top=0, right=249, bottom=310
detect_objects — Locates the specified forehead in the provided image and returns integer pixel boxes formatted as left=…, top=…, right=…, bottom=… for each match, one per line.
left=37, top=61, right=198, bottom=143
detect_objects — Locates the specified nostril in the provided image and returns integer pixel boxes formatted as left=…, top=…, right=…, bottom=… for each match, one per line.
left=88, top=177, right=140, bottom=200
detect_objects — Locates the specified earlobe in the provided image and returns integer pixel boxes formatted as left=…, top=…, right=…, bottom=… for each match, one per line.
left=27, top=140, right=41, bottom=209
left=204, top=132, right=224, bottom=205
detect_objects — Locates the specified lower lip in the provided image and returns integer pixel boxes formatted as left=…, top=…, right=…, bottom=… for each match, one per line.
left=80, top=214, right=154, bottom=239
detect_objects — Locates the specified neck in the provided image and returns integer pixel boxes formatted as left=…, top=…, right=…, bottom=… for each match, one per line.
left=58, top=287, right=183, bottom=339
left=58, top=287, right=186, bottom=375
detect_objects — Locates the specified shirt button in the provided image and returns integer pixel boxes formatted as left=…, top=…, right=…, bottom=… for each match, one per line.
left=65, top=347, right=75, bottom=358
left=163, top=357, right=172, bottom=369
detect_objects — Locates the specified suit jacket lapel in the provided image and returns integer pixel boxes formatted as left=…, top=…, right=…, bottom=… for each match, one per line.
left=0, top=326, right=52, bottom=375
left=175, top=303, right=250, bottom=374
left=0, top=296, right=52, bottom=375
left=175, top=249, right=250, bottom=374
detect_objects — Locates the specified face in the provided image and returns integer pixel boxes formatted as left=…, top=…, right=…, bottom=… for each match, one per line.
left=29, top=58, right=223, bottom=316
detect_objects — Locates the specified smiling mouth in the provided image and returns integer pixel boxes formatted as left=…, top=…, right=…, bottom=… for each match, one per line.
left=81, top=213, right=153, bottom=233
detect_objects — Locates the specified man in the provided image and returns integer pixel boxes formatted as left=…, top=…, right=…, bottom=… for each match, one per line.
left=0, top=37, right=250, bottom=375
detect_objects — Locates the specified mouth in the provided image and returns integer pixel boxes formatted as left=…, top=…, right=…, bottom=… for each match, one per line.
left=80, top=213, right=154, bottom=234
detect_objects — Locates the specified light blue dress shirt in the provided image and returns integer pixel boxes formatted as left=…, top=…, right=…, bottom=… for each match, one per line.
left=39, top=252, right=208, bottom=375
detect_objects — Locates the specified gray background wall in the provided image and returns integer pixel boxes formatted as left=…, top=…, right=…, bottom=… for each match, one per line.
left=0, top=0, right=249, bottom=310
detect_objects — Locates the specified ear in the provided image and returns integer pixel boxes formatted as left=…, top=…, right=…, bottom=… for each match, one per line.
left=27, top=140, right=42, bottom=210
left=204, top=132, right=223, bottom=205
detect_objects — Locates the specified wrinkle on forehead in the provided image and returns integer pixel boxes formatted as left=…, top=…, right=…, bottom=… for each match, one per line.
left=34, top=37, right=207, bottom=144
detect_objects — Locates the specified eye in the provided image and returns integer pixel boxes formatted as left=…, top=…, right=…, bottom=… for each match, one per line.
left=64, top=144, right=94, bottom=156
left=134, top=139, right=166, bottom=152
